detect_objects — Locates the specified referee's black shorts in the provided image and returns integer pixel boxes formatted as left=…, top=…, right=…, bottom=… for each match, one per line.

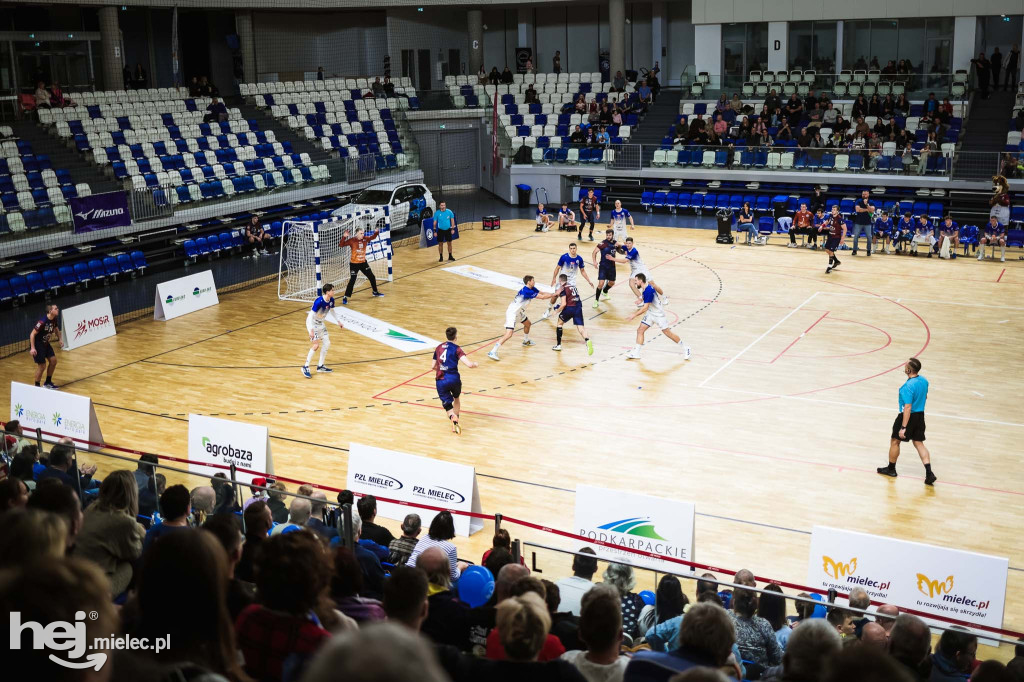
left=892, top=411, right=926, bottom=442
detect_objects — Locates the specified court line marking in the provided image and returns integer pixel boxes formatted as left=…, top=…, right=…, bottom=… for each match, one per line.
left=694, top=386, right=1024, bottom=428
left=771, top=311, right=829, bottom=364
left=699, top=292, right=819, bottom=387
left=819, top=291, right=1024, bottom=311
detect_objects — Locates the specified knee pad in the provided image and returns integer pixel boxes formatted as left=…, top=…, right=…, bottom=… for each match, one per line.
left=442, top=401, right=454, bottom=411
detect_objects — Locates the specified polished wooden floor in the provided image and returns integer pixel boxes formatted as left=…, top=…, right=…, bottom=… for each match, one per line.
left=3, top=220, right=1022, bottom=651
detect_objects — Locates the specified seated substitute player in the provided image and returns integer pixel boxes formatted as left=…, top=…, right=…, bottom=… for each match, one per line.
left=535, top=203, right=552, bottom=232
left=626, top=273, right=690, bottom=360
left=340, top=225, right=385, bottom=303
left=609, top=199, right=635, bottom=242
left=606, top=237, right=654, bottom=307
left=246, top=216, right=270, bottom=257
left=591, top=229, right=619, bottom=308
left=542, top=243, right=594, bottom=319
left=978, top=215, right=1006, bottom=262
left=937, top=214, right=959, bottom=260
left=488, top=276, right=556, bottom=361
left=302, top=284, right=344, bottom=378
left=872, top=210, right=894, bottom=255
left=788, top=202, right=815, bottom=249
left=893, top=211, right=915, bottom=253
left=910, top=214, right=936, bottom=257
left=433, top=326, right=478, bottom=434
left=29, top=304, right=62, bottom=388
left=551, top=274, right=593, bottom=355
left=558, top=203, right=577, bottom=231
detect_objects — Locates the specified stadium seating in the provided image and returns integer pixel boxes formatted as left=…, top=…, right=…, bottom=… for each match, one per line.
left=0, top=136, right=90, bottom=232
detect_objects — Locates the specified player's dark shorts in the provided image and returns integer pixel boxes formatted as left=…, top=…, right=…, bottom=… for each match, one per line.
left=558, top=305, right=584, bottom=325
left=579, top=213, right=595, bottom=230
left=32, top=343, right=54, bottom=365
left=436, top=228, right=453, bottom=243
left=436, top=375, right=462, bottom=405
left=824, top=236, right=841, bottom=251
left=892, top=411, right=926, bottom=442
left=598, top=263, right=617, bottom=282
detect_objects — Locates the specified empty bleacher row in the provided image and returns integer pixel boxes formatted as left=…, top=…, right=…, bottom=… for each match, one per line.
left=447, top=71, right=618, bottom=108
left=736, top=69, right=969, bottom=99
left=1, top=134, right=92, bottom=234
left=59, top=86, right=192, bottom=106
left=0, top=250, right=148, bottom=304
left=33, top=92, right=330, bottom=207
left=242, top=76, right=417, bottom=103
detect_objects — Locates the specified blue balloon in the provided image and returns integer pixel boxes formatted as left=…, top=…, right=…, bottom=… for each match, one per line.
left=639, top=590, right=656, bottom=606
left=458, top=565, right=495, bottom=607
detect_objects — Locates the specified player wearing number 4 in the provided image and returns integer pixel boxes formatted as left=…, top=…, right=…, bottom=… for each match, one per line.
left=626, top=273, right=690, bottom=360
left=552, top=274, right=593, bottom=355
left=302, top=284, right=344, bottom=379
left=542, top=243, right=593, bottom=320
left=488, top=275, right=556, bottom=361
left=434, top=327, right=478, bottom=434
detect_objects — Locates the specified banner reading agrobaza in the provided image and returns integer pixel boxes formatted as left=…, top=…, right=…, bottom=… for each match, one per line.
left=187, top=414, right=272, bottom=485
left=808, top=526, right=1008, bottom=630
left=70, top=191, right=131, bottom=234
left=574, top=484, right=695, bottom=571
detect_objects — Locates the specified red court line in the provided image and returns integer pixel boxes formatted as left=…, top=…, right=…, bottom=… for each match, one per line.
left=787, top=316, right=894, bottom=360
left=704, top=261, right=1024, bottom=286
left=770, top=311, right=830, bottom=364
left=650, top=247, right=695, bottom=270
left=997, top=268, right=1006, bottom=283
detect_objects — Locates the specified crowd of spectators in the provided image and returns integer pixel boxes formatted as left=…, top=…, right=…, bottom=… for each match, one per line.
left=2, top=443, right=1023, bottom=682
left=188, top=75, right=221, bottom=97
left=32, top=79, right=75, bottom=109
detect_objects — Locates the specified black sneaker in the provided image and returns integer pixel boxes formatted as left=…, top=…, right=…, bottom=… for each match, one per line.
left=44, top=381, right=58, bottom=390
left=448, top=255, right=455, bottom=261
left=832, top=258, right=841, bottom=269
left=825, top=266, right=833, bottom=274
left=588, top=233, right=595, bottom=241
left=876, top=466, right=897, bottom=478
left=438, top=256, right=444, bottom=263
left=924, top=471, right=937, bottom=486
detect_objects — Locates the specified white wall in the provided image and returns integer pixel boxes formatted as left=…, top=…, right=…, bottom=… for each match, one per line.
left=386, top=8, right=469, bottom=89
left=694, top=23, right=722, bottom=74
left=691, top=0, right=1024, bottom=23
left=252, top=11, right=387, bottom=78
left=952, top=16, right=977, bottom=71
left=667, top=0, right=696, bottom=82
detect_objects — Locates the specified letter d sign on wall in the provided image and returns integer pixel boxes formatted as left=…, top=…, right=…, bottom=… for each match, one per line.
left=774, top=40, right=781, bottom=51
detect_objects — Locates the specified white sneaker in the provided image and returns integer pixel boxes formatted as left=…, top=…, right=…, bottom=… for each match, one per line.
left=660, top=296, right=669, bottom=306
left=1001, top=255, right=1006, bottom=262
left=551, top=344, right=562, bottom=351
left=626, top=348, right=641, bottom=359
left=487, top=350, right=500, bottom=361
left=683, top=345, right=692, bottom=360
left=787, top=243, right=797, bottom=248
left=540, top=309, right=551, bottom=320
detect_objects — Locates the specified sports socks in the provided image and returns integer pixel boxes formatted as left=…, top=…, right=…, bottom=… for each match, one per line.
left=305, top=348, right=316, bottom=367
left=556, top=327, right=563, bottom=344
left=596, top=286, right=602, bottom=299
left=924, top=463, right=932, bottom=475
left=603, top=284, right=611, bottom=294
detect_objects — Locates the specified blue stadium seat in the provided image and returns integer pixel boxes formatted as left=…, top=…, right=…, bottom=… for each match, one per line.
left=196, top=237, right=210, bottom=255
left=42, top=269, right=61, bottom=293
left=183, top=239, right=199, bottom=259
left=26, top=272, right=46, bottom=294
left=641, top=191, right=654, bottom=211
left=131, top=251, right=148, bottom=272
left=59, top=266, right=77, bottom=287
left=73, top=262, right=91, bottom=285
left=665, top=192, right=679, bottom=212
left=116, top=254, right=133, bottom=274
left=10, top=276, right=29, bottom=299
left=89, top=259, right=106, bottom=280
left=652, top=192, right=666, bottom=210
left=0, top=278, right=12, bottom=303
left=103, top=256, right=120, bottom=278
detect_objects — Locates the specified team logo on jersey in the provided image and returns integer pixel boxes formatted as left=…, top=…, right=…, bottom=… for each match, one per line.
left=597, top=517, right=666, bottom=541
left=822, top=556, right=857, bottom=580
left=386, top=329, right=425, bottom=344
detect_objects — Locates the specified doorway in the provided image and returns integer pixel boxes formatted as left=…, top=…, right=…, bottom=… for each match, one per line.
left=417, top=48, right=432, bottom=91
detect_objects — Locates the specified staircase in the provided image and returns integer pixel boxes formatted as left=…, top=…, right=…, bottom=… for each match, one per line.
left=236, top=102, right=331, bottom=163
left=12, top=120, right=121, bottom=194
left=954, top=90, right=1016, bottom=181
left=630, top=88, right=684, bottom=167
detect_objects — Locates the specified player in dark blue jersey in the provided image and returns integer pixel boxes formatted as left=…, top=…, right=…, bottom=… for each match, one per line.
left=488, top=275, right=556, bottom=361
left=433, top=326, right=478, bottom=434
left=591, top=229, right=619, bottom=308
left=303, top=283, right=344, bottom=378
left=893, top=211, right=915, bottom=253
left=552, top=274, right=593, bottom=355
left=29, top=303, right=62, bottom=388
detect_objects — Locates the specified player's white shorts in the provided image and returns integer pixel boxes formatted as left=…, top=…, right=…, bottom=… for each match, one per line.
left=613, top=223, right=628, bottom=242
left=310, top=326, right=328, bottom=342
left=505, top=304, right=528, bottom=329
left=630, top=266, right=650, bottom=281
left=641, top=310, right=669, bottom=329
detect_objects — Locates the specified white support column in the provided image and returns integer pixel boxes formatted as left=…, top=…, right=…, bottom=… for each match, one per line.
left=953, top=16, right=978, bottom=72
left=768, top=21, right=788, bottom=72
left=609, top=0, right=625, bottom=80
left=694, top=23, right=721, bottom=76
left=835, top=20, right=844, bottom=72
left=652, top=1, right=667, bottom=74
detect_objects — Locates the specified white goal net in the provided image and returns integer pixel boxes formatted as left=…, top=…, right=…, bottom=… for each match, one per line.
left=277, top=208, right=392, bottom=302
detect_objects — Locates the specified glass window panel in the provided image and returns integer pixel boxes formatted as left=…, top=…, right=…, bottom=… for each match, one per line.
left=844, top=20, right=871, bottom=70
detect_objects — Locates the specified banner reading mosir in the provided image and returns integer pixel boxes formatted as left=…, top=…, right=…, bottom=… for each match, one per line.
left=574, top=484, right=695, bottom=571
left=808, top=526, right=1008, bottom=630
left=70, top=192, right=131, bottom=234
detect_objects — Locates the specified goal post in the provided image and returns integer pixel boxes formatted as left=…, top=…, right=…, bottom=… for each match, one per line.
left=277, top=208, right=392, bottom=302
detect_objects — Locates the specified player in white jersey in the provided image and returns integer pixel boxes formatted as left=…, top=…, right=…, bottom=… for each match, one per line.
left=626, top=273, right=690, bottom=360
left=605, top=237, right=657, bottom=307
left=303, top=283, right=344, bottom=379
left=488, top=275, right=556, bottom=361
left=608, top=200, right=635, bottom=242
left=541, top=243, right=593, bottom=320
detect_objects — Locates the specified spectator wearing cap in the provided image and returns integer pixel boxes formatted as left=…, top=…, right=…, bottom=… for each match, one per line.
left=241, top=478, right=267, bottom=509
left=388, top=513, right=422, bottom=565
left=142, top=484, right=191, bottom=553
left=556, top=547, right=598, bottom=617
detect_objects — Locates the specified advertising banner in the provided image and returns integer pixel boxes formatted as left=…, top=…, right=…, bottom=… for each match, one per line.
left=61, top=297, right=116, bottom=351
left=70, top=192, right=131, bottom=234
